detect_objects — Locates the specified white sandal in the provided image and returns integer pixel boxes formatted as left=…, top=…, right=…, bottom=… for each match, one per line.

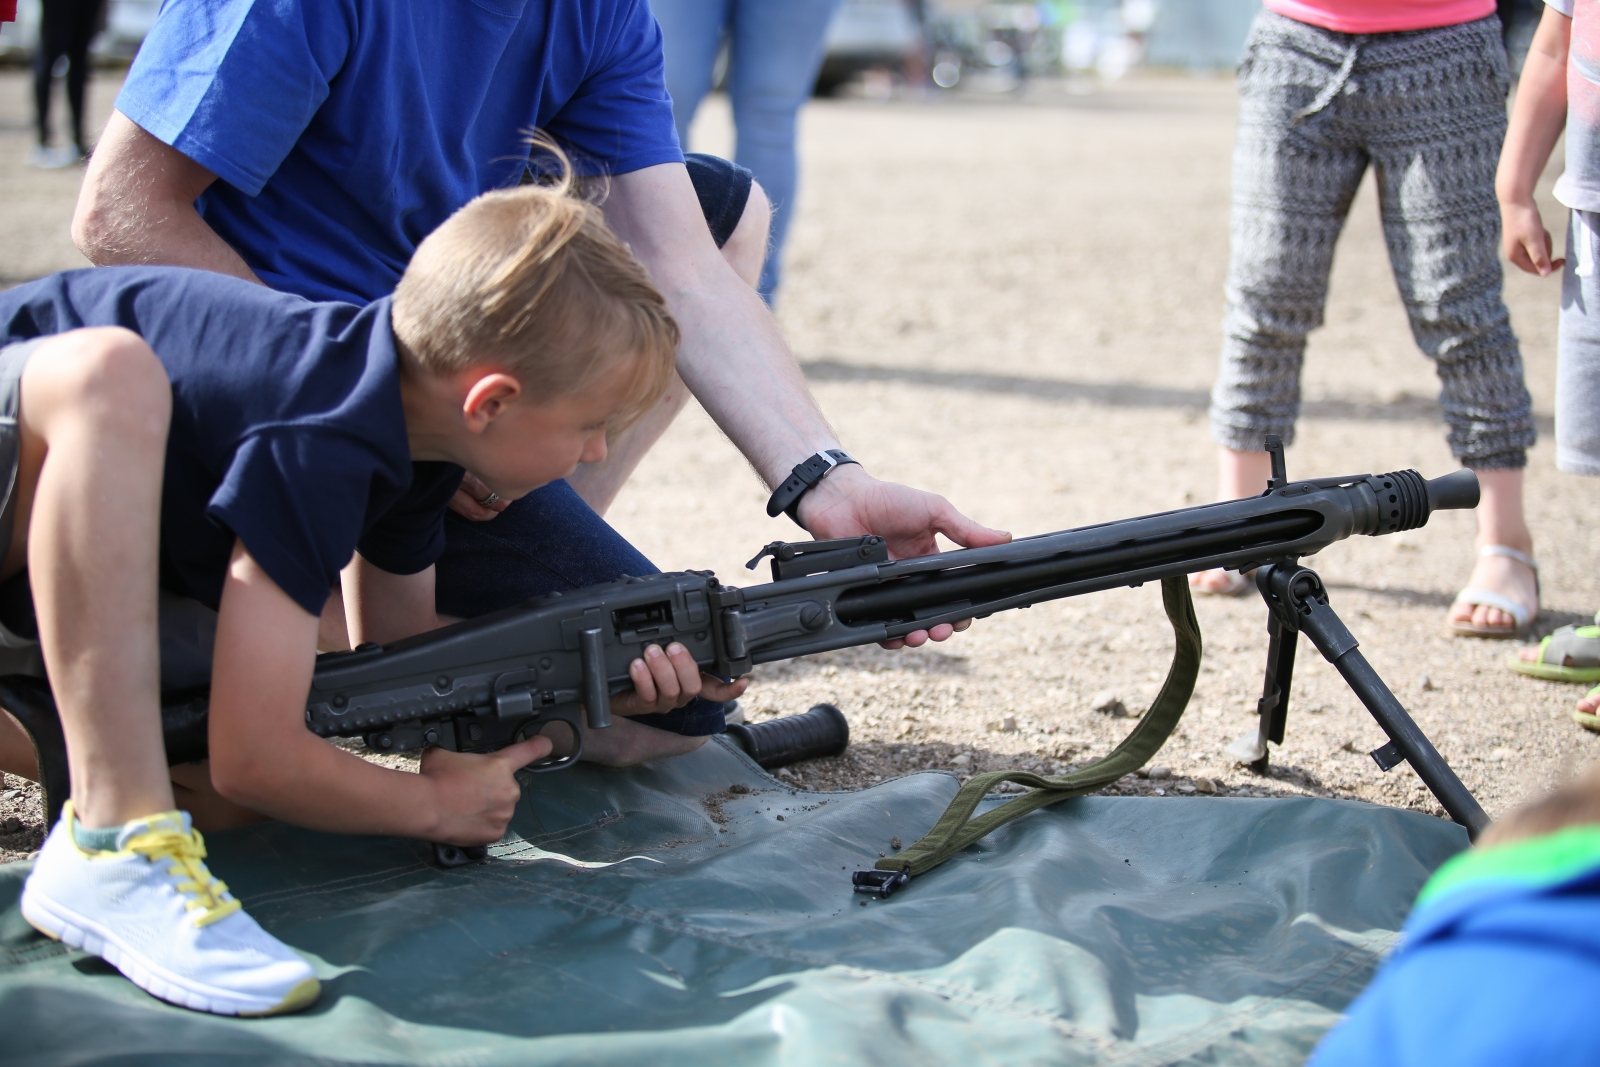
left=1451, top=545, right=1539, bottom=639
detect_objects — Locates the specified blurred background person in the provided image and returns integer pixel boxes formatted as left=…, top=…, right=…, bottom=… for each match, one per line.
left=651, top=0, right=845, bottom=304
left=29, top=0, right=106, bottom=168
left=1191, top=1, right=1541, bottom=643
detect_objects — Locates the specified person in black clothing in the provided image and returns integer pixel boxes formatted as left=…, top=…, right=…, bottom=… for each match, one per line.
left=30, top=0, right=106, bottom=168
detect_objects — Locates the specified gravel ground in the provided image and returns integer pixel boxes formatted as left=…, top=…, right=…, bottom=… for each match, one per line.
left=0, top=71, right=1597, bottom=865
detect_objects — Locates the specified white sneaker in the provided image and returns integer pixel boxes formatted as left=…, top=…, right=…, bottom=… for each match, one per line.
left=26, top=144, right=80, bottom=169
left=19, top=803, right=320, bottom=1016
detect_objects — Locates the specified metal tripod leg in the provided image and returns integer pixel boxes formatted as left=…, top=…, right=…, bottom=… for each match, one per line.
left=1255, top=563, right=1489, bottom=838
left=1248, top=598, right=1298, bottom=775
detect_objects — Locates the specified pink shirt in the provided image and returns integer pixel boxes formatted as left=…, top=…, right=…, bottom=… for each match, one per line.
left=1263, top=0, right=1496, bottom=34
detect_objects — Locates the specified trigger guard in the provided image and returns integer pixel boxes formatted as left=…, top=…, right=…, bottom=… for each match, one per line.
left=513, top=709, right=584, bottom=772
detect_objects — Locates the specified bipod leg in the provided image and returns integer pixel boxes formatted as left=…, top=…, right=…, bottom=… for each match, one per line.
left=1248, top=580, right=1298, bottom=774
left=1258, top=563, right=1489, bottom=838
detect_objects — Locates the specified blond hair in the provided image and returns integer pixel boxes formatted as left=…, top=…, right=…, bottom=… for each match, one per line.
left=1479, top=762, right=1600, bottom=847
left=392, top=145, right=678, bottom=432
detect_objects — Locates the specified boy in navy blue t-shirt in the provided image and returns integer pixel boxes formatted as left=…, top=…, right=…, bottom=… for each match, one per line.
left=0, top=172, right=742, bottom=1016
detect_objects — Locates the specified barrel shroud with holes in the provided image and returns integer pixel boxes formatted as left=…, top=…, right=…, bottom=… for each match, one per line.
left=303, top=465, right=1479, bottom=771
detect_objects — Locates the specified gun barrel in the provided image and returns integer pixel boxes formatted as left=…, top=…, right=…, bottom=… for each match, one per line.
left=834, top=511, right=1321, bottom=626
left=1426, top=468, right=1480, bottom=513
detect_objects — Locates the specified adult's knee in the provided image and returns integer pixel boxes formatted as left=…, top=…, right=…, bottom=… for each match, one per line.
left=722, top=181, right=772, bottom=290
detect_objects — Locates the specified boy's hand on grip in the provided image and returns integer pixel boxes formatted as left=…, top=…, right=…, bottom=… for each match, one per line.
left=612, top=642, right=748, bottom=716
left=419, top=734, right=551, bottom=845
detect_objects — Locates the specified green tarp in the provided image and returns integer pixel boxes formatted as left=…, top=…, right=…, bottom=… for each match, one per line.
left=0, top=737, right=1466, bottom=1066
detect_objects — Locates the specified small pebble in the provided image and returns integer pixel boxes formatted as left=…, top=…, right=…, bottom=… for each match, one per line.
left=950, top=753, right=973, bottom=769
left=1418, top=674, right=1434, bottom=692
left=1001, top=715, right=1018, bottom=732
left=1148, top=766, right=1172, bottom=780
left=860, top=899, right=869, bottom=906
left=775, top=814, right=785, bottom=821
left=1176, top=783, right=1197, bottom=795
left=1091, top=691, right=1128, bottom=717
left=0, top=816, right=20, bottom=834
left=1195, top=778, right=1218, bottom=795
left=729, top=783, right=750, bottom=795
left=890, top=836, right=902, bottom=849
left=879, top=851, right=886, bottom=858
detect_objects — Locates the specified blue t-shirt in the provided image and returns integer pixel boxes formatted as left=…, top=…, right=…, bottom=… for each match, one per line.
left=115, top=0, right=682, bottom=305
left=0, top=268, right=464, bottom=616
left=1310, top=828, right=1600, bottom=1067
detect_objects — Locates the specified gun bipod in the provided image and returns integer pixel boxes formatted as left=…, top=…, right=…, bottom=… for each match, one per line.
left=1243, top=560, right=1490, bottom=839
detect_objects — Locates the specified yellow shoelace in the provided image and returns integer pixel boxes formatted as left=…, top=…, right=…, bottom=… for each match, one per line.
left=125, top=826, right=242, bottom=928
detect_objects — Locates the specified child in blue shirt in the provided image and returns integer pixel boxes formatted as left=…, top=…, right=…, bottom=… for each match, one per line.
left=0, top=170, right=742, bottom=1016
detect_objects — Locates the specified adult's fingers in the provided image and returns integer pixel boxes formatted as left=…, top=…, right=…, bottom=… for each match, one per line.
left=932, top=498, right=1012, bottom=551
left=449, top=486, right=498, bottom=521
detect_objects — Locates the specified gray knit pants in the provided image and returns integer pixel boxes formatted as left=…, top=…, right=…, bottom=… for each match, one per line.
left=1210, top=11, right=1535, bottom=469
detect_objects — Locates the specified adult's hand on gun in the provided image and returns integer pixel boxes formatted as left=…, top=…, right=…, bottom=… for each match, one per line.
left=448, top=471, right=513, bottom=521
left=1502, top=198, right=1564, bottom=277
left=613, top=641, right=749, bottom=716
left=797, top=464, right=1012, bottom=649
left=419, top=734, right=552, bottom=845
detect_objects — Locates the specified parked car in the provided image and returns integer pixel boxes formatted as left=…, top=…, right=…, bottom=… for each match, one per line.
left=815, top=0, right=923, bottom=95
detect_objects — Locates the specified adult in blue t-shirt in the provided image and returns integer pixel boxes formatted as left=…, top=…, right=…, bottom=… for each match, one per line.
left=73, top=0, right=1009, bottom=750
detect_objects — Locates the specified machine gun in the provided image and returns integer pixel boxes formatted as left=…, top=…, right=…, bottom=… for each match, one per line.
left=5, top=439, right=1490, bottom=873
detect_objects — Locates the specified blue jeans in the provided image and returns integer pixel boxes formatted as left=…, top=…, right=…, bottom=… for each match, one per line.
left=434, top=480, right=729, bottom=737
left=652, top=0, right=844, bottom=302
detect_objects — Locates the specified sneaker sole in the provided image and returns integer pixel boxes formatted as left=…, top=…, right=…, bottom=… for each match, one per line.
left=19, top=886, right=319, bottom=1016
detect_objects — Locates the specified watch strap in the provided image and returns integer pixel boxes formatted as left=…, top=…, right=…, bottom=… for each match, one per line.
left=766, top=449, right=859, bottom=521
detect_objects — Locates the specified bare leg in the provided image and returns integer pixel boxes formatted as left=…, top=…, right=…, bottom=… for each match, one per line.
left=0, top=709, right=38, bottom=780
left=15, top=328, right=174, bottom=829
left=567, top=182, right=773, bottom=516
left=1449, top=467, right=1537, bottom=632
left=570, top=715, right=709, bottom=767
left=1190, top=446, right=1272, bottom=593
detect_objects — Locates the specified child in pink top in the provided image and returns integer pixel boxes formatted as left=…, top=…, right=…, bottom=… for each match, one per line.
left=1265, top=0, right=1495, bottom=35
left=1195, top=0, right=1541, bottom=644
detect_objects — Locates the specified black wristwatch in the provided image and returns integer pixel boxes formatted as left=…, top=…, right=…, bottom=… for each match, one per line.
left=766, top=449, right=861, bottom=523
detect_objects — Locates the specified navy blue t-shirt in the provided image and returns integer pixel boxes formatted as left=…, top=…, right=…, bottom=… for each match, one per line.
left=114, top=0, right=683, bottom=305
left=0, top=268, right=463, bottom=616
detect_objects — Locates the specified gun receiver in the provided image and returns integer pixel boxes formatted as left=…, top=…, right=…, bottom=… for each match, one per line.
left=302, top=466, right=1480, bottom=772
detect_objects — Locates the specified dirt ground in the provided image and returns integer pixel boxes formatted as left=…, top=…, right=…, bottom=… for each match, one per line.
left=2, top=69, right=1598, bottom=864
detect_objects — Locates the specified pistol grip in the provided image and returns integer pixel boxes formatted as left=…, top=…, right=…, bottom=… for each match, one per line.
left=579, top=627, right=611, bottom=730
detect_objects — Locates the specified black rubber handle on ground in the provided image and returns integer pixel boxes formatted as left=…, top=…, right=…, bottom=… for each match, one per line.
left=1425, top=469, right=1480, bottom=514
left=726, top=703, right=849, bottom=768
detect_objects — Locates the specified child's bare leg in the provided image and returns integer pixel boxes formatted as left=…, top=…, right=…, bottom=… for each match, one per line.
left=0, top=710, right=38, bottom=780
left=1190, top=447, right=1272, bottom=594
left=1450, top=467, right=1538, bottom=632
left=17, top=328, right=174, bottom=829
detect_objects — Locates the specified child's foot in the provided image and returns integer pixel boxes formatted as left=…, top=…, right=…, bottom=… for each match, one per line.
left=1577, top=686, right=1600, bottom=733
left=19, top=804, right=319, bottom=1016
left=1188, top=568, right=1254, bottom=597
left=1450, top=545, right=1539, bottom=638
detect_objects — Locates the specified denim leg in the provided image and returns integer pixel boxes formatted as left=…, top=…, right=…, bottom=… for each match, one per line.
left=434, top=480, right=727, bottom=736
left=651, top=0, right=734, bottom=148
left=725, top=0, right=844, bottom=300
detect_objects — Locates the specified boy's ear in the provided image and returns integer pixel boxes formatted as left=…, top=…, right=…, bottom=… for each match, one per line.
left=460, top=371, right=523, bottom=432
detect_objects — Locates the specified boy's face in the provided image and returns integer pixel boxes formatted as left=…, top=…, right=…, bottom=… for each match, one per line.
left=458, top=358, right=637, bottom=499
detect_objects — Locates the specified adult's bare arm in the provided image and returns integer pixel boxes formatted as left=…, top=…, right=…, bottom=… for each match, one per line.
left=72, top=110, right=263, bottom=283
left=601, top=164, right=1011, bottom=645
